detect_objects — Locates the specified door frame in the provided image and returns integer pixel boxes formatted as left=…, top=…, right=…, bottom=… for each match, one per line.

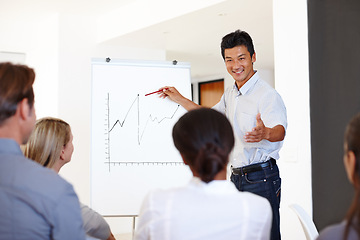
left=198, top=78, right=224, bottom=106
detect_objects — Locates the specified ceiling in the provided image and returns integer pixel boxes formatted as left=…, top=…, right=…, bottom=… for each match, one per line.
left=103, top=0, right=274, bottom=80
left=0, top=0, right=132, bottom=16
left=0, top=0, right=274, bottom=80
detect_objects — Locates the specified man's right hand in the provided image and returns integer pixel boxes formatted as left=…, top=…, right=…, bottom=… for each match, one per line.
left=158, top=86, right=183, bottom=103
left=158, top=86, right=200, bottom=111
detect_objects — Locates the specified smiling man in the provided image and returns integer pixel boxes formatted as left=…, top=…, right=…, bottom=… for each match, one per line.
left=159, top=30, right=287, bottom=240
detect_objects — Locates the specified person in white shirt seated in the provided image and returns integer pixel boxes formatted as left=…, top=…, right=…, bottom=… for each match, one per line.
left=134, top=108, right=272, bottom=240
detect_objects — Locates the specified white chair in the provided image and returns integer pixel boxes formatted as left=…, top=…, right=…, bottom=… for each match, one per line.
left=289, top=204, right=319, bottom=240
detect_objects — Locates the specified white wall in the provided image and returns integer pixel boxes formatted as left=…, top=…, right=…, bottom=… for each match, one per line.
left=0, top=11, right=59, bottom=119
left=273, top=0, right=313, bottom=239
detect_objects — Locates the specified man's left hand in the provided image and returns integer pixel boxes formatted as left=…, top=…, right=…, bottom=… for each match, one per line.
left=244, top=113, right=269, bottom=142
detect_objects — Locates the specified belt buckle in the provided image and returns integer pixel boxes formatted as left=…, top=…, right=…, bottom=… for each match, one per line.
left=231, top=166, right=242, bottom=175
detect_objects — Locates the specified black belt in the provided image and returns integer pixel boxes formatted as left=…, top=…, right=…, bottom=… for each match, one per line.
left=231, top=158, right=276, bottom=175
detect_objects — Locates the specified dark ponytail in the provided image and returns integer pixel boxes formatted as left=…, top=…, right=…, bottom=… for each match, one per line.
left=172, top=108, right=234, bottom=183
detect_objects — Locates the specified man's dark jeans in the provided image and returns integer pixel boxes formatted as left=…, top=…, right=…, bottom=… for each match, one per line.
left=231, top=160, right=281, bottom=240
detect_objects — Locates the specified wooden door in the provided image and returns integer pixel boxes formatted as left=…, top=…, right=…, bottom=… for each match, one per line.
left=199, top=79, right=224, bottom=107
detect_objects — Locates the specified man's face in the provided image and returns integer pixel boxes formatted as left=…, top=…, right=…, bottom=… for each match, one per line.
left=224, top=45, right=256, bottom=89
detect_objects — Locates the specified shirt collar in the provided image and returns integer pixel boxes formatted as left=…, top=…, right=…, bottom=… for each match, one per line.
left=188, top=177, right=238, bottom=193
left=232, top=70, right=259, bottom=95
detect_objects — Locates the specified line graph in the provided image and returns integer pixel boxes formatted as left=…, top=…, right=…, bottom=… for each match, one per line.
left=107, top=93, right=180, bottom=143
left=104, top=92, right=183, bottom=171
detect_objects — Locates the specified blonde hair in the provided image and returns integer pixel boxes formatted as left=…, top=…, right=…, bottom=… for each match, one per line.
left=23, top=117, right=71, bottom=168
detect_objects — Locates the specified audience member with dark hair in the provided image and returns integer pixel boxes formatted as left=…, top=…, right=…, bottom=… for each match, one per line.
left=317, top=113, right=360, bottom=240
left=23, top=117, right=116, bottom=240
left=0, top=62, right=85, bottom=239
left=134, top=108, right=272, bottom=240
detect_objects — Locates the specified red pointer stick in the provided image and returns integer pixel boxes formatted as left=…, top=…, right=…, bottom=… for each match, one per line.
left=145, top=88, right=168, bottom=96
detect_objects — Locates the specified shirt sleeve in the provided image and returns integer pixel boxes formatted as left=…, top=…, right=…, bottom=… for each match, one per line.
left=259, top=90, right=287, bottom=131
left=80, top=203, right=111, bottom=240
left=52, top=183, right=86, bottom=240
left=212, top=93, right=226, bottom=114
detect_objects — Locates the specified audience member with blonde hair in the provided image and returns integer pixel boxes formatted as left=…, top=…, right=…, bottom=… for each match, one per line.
left=23, top=117, right=115, bottom=240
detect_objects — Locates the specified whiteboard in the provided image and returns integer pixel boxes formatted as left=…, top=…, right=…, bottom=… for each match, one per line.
left=90, top=59, right=192, bottom=215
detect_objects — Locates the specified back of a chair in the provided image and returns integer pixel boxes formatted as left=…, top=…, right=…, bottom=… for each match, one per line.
left=289, top=204, right=319, bottom=240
